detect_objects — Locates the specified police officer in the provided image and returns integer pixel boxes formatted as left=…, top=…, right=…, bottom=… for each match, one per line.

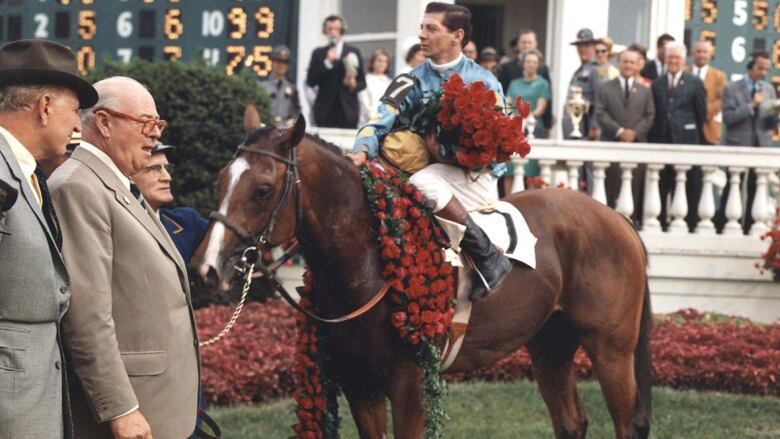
left=563, top=28, right=608, bottom=140
left=259, top=45, right=301, bottom=128
left=131, top=144, right=208, bottom=264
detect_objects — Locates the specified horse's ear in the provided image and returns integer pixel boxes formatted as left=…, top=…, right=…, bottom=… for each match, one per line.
left=286, top=114, right=306, bottom=149
left=243, top=102, right=262, bottom=135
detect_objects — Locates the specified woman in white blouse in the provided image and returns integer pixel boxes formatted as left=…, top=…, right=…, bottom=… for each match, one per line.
left=359, top=49, right=392, bottom=126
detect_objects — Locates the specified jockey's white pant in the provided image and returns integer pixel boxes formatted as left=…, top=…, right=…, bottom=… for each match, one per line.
left=409, top=163, right=498, bottom=212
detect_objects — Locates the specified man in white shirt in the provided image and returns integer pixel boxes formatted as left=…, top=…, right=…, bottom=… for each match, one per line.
left=49, top=76, right=200, bottom=439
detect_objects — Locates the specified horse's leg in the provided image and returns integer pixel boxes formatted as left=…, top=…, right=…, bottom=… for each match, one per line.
left=526, top=313, right=588, bottom=439
left=387, top=358, right=425, bottom=439
left=343, top=390, right=388, bottom=439
left=580, top=331, right=646, bottom=439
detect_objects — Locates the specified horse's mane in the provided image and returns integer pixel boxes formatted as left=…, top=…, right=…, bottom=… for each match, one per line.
left=305, top=133, right=350, bottom=161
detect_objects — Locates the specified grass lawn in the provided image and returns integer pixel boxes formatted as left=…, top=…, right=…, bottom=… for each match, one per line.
left=208, top=380, right=780, bottom=438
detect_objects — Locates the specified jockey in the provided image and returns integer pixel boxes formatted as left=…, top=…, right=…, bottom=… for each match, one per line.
left=348, top=2, right=511, bottom=301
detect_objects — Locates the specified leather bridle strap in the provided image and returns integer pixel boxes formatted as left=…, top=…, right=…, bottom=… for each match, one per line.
left=194, top=409, right=222, bottom=439
left=255, top=259, right=392, bottom=324
left=208, top=211, right=254, bottom=244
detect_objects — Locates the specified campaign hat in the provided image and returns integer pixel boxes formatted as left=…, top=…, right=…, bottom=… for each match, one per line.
left=570, top=28, right=600, bottom=45
left=0, top=39, right=98, bottom=108
left=270, top=45, right=292, bottom=62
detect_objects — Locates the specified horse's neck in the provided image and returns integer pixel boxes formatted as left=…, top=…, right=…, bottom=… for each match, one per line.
left=297, top=141, right=385, bottom=308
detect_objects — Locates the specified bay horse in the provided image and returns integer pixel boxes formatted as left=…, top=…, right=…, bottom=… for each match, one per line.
left=191, top=114, right=652, bottom=439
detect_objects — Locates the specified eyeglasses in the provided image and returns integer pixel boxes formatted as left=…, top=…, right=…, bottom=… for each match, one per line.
left=142, top=163, right=174, bottom=175
left=93, top=107, right=168, bottom=136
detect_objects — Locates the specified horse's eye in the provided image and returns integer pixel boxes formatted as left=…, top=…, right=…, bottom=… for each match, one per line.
left=255, top=185, right=273, bottom=200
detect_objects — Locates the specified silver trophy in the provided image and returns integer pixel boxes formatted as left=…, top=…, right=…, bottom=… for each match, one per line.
left=565, top=86, right=589, bottom=139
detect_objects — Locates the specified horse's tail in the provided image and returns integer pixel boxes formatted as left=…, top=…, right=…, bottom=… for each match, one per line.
left=634, top=244, right=653, bottom=418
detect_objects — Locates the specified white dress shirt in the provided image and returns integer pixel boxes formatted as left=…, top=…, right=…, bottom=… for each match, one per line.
left=0, top=125, right=41, bottom=206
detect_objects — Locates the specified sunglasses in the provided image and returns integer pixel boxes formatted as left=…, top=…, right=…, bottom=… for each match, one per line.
left=93, top=107, right=168, bottom=136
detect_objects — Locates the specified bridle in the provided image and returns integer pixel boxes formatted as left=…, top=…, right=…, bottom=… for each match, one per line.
left=208, top=141, right=390, bottom=324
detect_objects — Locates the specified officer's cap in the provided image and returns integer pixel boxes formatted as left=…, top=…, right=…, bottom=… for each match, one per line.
left=570, top=28, right=600, bottom=45
left=270, top=45, right=292, bottom=62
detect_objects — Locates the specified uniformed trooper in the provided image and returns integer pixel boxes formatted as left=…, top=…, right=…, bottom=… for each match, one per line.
left=131, top=144, right=208, bottom=264
left=259, top=45, right=301, bottom=128
left=562, top=28, right=608, bottom=140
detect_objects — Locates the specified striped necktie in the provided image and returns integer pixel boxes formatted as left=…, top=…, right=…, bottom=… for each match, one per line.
left=129, top=182, right=147, bottom=210
left=34, top=166, right=62, bottom=250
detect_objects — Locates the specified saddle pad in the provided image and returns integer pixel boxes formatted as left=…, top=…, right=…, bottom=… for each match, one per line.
left=472, top=201, right=538, bottom=269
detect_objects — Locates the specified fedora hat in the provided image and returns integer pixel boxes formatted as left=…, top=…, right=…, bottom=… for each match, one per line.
left=0, top=39, right=98, bottom=108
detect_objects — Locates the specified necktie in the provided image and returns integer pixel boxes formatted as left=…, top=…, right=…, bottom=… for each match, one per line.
left=751, top=82, right=760, bottom=99
left=34, top=166, right=62, bottom=250
left=129, top=182, right=147, bottom=210
left=668, top=75, right=675, bottom=95
left=624, top=80, right=631, bottom=101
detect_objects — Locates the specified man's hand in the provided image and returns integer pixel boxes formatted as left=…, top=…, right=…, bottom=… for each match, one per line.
left=619, top=128, right=637, bottom=142
left=343, top=75, right=357, bottom=90
left=587, top=127, right=599, bottom=140
left=751, top=91, right=765, bottom=109
left=110, top=410, right=152, bottom=439
left=347, top=151, right=367, bottom=167
left=326, top=46, right=338, bottom=63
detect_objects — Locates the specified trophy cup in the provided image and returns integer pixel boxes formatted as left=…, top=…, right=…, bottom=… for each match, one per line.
left=525, top=113, right=537, bottom=139
left=565, top=85, right=589, bottom=139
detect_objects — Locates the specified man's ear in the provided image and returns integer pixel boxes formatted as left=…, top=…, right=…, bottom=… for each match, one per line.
left=36, top=94, right=52, bottom=127
left=94, top=110, right=112, bottom=139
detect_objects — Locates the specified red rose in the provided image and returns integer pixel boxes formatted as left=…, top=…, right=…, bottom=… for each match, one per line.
left=392, top=208, right=404, bottom=219
left=371, top=167, right=383, bottom=179
left=409, top=207, right=422, bottom=218
left=375, top=183, right=386, bottom=195
left=391, top=311, right=407, bottom=328
left=409, top=331, right=421, bottom=345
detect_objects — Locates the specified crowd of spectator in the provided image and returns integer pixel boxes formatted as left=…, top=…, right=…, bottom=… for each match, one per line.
left=260, top=13, right=779, bottom=233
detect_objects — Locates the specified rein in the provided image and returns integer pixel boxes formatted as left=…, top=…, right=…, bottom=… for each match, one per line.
left=208, top=143, right=390, bottom=325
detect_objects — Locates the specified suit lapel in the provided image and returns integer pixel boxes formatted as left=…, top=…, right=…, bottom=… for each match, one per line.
left=71, top=147, right=187, bottom=276
left=0, top=137, right=60, bottom=252
left=736, top=79, right=751, bottom=106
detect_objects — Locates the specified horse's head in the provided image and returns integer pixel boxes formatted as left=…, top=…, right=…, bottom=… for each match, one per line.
left=192, top=109, right=306, bottom=291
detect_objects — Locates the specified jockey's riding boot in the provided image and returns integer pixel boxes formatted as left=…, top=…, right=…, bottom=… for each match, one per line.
left=435, top=198, right=512, bottom=301
left=461, top=216, right=513, bottom=301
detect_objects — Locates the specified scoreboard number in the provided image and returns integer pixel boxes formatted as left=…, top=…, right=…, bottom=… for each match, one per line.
left=76, top=46, right=95, bottom=75
left=733, top=0, right=748, bottom=26
left=163, top=46, right=183, bottom=61
left=78, top=10, right=96, bottom=40
left=117, top=11, right=133, bottom=38
left=228, top=7, right=248, bottom=39
left=202, top=10, right=226, bottom=37
left=701, top=0, right=718, bottom=24
left=753, top=0, right=769, bottom=30
left=164, top=9, right=184, bottom=40
left=34, top=14, right=49, bottom=38
left=256, top=7, right=274, bottom=38
left=226, top=45, right=246, bottom=75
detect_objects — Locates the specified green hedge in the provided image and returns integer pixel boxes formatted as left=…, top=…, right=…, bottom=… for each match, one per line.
left=87, top=60, right=273, bottom=307
left=86, top=59, right=271, bottom=216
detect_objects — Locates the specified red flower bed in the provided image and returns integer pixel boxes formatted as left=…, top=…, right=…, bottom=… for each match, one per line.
left=196, top=306, right=780, bottom=404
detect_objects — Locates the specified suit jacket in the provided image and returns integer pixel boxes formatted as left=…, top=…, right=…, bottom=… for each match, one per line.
left=596, top=78, right=655, bottom=142
left=49, top=146, right=200, bottom=439
left=687, top=65, right=726, bottom=144
left=640, top=59, right=661, bottom=81
left=160, top=207, right=209, bottom=265
left=722, top=78, right=778, bottom=147
left=0, top=137, right=72, bottom=439
left=306, top=43, right=366, bottom=128
left=651, top=72, right=707, bottom=144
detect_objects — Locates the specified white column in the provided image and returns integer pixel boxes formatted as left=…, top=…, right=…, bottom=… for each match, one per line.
left=539, top=160, right=555, bottom=186
left=566, top=161, right=583, bottom=191
left=548, top=0, right=610, bottom=139
left=393, top=0, right=434, bottom=75
left=511, top=157, right=528, bottom=193
left=643, top=164, right=663, bottom=232
left=750, top=168, right=772, bottom=236
left=696, top=166, right=717, bottom=235
left=669, top=165, right=691, bottom=234
left=592, top=162, right=609, bottom=205
left=616, top=163, right=637, bottom=219
left=649, top=0, right=685, bottom=53
left=723, top=167, right=745, bottom=236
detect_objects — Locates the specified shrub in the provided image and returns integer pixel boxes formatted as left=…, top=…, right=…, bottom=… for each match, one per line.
left=197, top=305, right=780, bottom=405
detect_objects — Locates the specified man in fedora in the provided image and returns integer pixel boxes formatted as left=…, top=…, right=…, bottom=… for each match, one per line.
left=563, top=28, right=607, bottom=140
left=0, top=39, right=97, bottom=439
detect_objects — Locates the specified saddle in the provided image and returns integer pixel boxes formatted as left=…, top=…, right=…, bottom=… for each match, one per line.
left=437, top=201, right=538, bottom=371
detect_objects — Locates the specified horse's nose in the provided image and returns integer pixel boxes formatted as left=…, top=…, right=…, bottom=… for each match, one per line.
left=199, top=264, right=220, bottom=289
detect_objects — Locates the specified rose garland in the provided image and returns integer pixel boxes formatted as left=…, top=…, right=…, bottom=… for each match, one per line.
left=400, top=73, right=531, bottom=171
left=293, top=271, right=340, bottom=438
left=361, top=161, right=456, bottom=438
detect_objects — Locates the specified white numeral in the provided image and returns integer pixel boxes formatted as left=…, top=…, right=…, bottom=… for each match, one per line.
left=202, top=11, right=225, bottom=37
left=388, top=76, right=415, bottom=99
left=733, top=0, right=748, bottom=26
left=117, top=11, right=133, bottom=38
left=117, top=48, right=133, bottom=63
left=34, top=13, right=49, bottom=38
left=203, top=48, right=220, bottom=65
left=731, top=37, right=746, bottom=62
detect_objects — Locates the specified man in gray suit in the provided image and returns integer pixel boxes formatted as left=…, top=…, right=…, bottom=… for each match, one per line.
left=0, top=40, right=97, bottom=439
left=50, top=76, right=200, bottom=439
left=719, top=51, right=779, bottom=233
left=596, top=48, right=655, bottom=215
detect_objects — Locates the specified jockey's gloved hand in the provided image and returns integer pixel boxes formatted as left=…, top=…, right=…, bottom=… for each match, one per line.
left=347, top=151, right=368, bottom=167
